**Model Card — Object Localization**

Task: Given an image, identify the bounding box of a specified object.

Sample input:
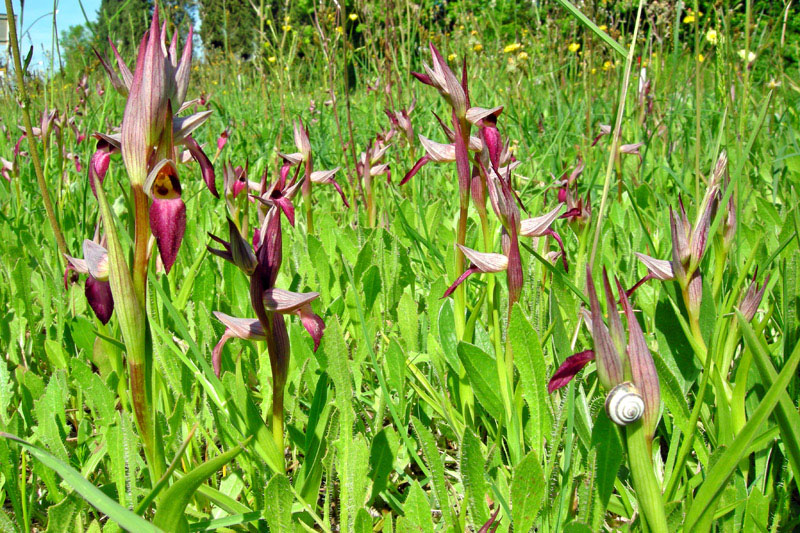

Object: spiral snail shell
[605,382,645,426]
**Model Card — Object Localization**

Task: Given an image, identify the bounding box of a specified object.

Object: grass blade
[0,433,163,533]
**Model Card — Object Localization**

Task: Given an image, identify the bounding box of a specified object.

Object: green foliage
[1,0,800,531]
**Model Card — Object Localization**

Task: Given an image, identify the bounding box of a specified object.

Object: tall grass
[0,1,798,531]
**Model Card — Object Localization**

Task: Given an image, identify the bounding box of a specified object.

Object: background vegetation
[1,0,799,531]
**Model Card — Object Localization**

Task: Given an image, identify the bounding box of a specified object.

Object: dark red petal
[299,306,325,351]
[212,331,231,377]
[150,197,186,274]
[478,508,500,533]
[331,178,350,208]
[480,124,501,171]
[185,135,218,197]
[626,274,655,297]
[88,148,111,198]
[544,229,569,272]
[442,265,480,299]
[400,155,431,185]
[411,71,434,86]
[272,195,296,227]
[548,350,595,393]
[85,278,114,325]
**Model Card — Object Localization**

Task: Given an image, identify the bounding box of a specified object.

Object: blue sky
[7,0,102,70]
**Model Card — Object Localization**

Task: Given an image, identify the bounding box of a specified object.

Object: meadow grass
[0,2,799,532]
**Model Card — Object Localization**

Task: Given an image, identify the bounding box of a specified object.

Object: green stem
[4,0,69,260]
[131,186,150,309]
[626,421,668,533]
[304,158,314,235]
[664,322,710,501]
[454,205,468,338]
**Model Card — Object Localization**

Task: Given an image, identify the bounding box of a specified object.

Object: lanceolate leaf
[738,313,800,493]
[684,332,800,530]
[511,449,545,532]
[456,342,504,420]
[152,441,247,532]
[0,433,162,533]
[509,304,550,454]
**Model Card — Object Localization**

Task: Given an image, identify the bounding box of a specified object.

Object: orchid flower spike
[548,267,661,440]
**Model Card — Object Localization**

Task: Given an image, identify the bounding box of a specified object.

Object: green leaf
[512,449,545,533]
[399,480,434,533]
[558,0,628,57]
[44,340,68,370]
[361,264,382,313]
[456,342,504,420]
[369,427,399,503]
[437,299,461,372]
[411,417,456,527]
[509,304,549,454]
[153,442,247,533]
[45,493,83,533]
[461,428,489,528]
[0,433,162,533]
[684,323,800,531]
[397,291,419,351]
[591,412,623,510]
[740,314,800,493]
[263,474,293,533]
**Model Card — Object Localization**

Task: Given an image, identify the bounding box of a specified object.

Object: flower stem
[626,421,668,533]
[4,0,68,260]
[131,186,150,308]
[303,158,314,235]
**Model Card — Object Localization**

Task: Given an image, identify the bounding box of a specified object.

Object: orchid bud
[738,271,769,322]
[120,9,169,185]
[293,120,312,161]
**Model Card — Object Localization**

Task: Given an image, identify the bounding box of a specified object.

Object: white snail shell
[605,382,645,426]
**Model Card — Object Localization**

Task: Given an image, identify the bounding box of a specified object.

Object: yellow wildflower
[568,42,580,53]
[336,26,344,35]
[591,67,597,74]
[282,24,292,32]
[518,51,529,61]
[598,25,608,32]
[697,54,705,62]
[504,42,522,53]
[683,8,701,24]
[706,29,718,45]
[473,43,483,53]
[448,53,457,62]
[603,60,613,71]
[471,30,478,36]
[268,56,277,63]
[349,13,358,21]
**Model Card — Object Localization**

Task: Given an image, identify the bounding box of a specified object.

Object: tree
[60,23,94,75]
[198,0,257,59]
[95,0,153,53]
